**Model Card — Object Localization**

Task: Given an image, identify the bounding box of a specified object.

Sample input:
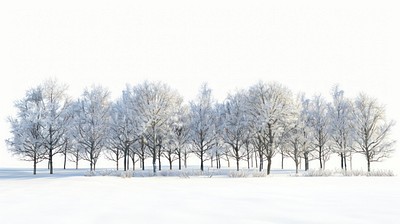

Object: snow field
[1,171,399,224]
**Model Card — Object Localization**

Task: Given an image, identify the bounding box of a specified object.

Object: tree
[352,93,395,172]
[220,91,249,171]
[131,81,182,174]
[107,91,139,171]
[189,83,217,172]
[283,95,312,174]
[309,95,332,169]
[40,79,71,174]
[72,86,111,171]
[328,85,354,170]
[174,106,191,170]
[6,87,46,175]
[247,82,295,174]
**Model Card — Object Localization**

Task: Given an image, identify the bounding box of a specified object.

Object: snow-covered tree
[71,86,111,171]
[328,85,354,170]
[164,105,190,170]
[6,87,46,175]
[107,90,139,170]
[352,93,395,172]
[247,82,295,174]
[309,95,332,169]
[283,94,312,174]
[220,91,249,171]
[189,83,218,171]
[39,79,71,174]
[131,81,182,174]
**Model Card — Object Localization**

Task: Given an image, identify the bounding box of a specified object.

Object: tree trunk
[319,146,323,169]
[247,152,250,169]
[33,156,37,175]
[304,152,309,171]
[367,156,371,172]
[142,158,145,171]
[76,159,78,170]
[184,153,188,168]
[236,157,240,171]
[124,149,127,171]
[200,151,204,171]
[255,151,258,169]
[349,151,352,170]
[267,157,272,175]
[152,154,156,174]
[49,147,53,174]
[259,153,263,172]
[169,159,172,170]
[63,152,67,170]
[131,153,136,171]
[178,150,182,170]
[340,153,344,170]
[281,153,284,170]
[158,151,162,171]
[226,154,230,168]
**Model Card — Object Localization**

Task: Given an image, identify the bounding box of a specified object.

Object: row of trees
[6,79,395,175]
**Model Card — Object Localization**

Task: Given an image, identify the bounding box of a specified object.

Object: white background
[0,0,399,171]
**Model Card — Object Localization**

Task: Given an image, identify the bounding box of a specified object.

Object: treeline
[6,79,395,175]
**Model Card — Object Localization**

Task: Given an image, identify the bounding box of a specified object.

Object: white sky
[1,0,399,170]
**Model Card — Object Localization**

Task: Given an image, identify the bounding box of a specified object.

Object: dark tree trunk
[304,152,309,171]
[178,150,182,170]
[200,151,204,171]
[152,153,156,174]
[216,152,220,169]
[90,149,93,171]
[169,158,173,170]
[367,156,371,172]
[319,146,323,169]
[76,159,78,170]
[259,153,263,172]
[141,158,145,171]
[124,148,127,171]
[63,152,67,170]
[267,157,272,175]
[49,147,53,174]
[158,150,162,171]
[281,153,284,170]
[33,157,37,175]
[340,152,344,170]
[247,153,250,169]
[210,153,214,168]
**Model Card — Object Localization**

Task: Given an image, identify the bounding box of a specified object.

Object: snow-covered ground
[1,168,399,224]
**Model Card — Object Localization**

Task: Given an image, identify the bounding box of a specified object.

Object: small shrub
[84,170,97,177]
[252,170,267,178]
[228,170,249,178]
[367,169,394,177]
[303,169,333,177]
[120,170,134,178]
